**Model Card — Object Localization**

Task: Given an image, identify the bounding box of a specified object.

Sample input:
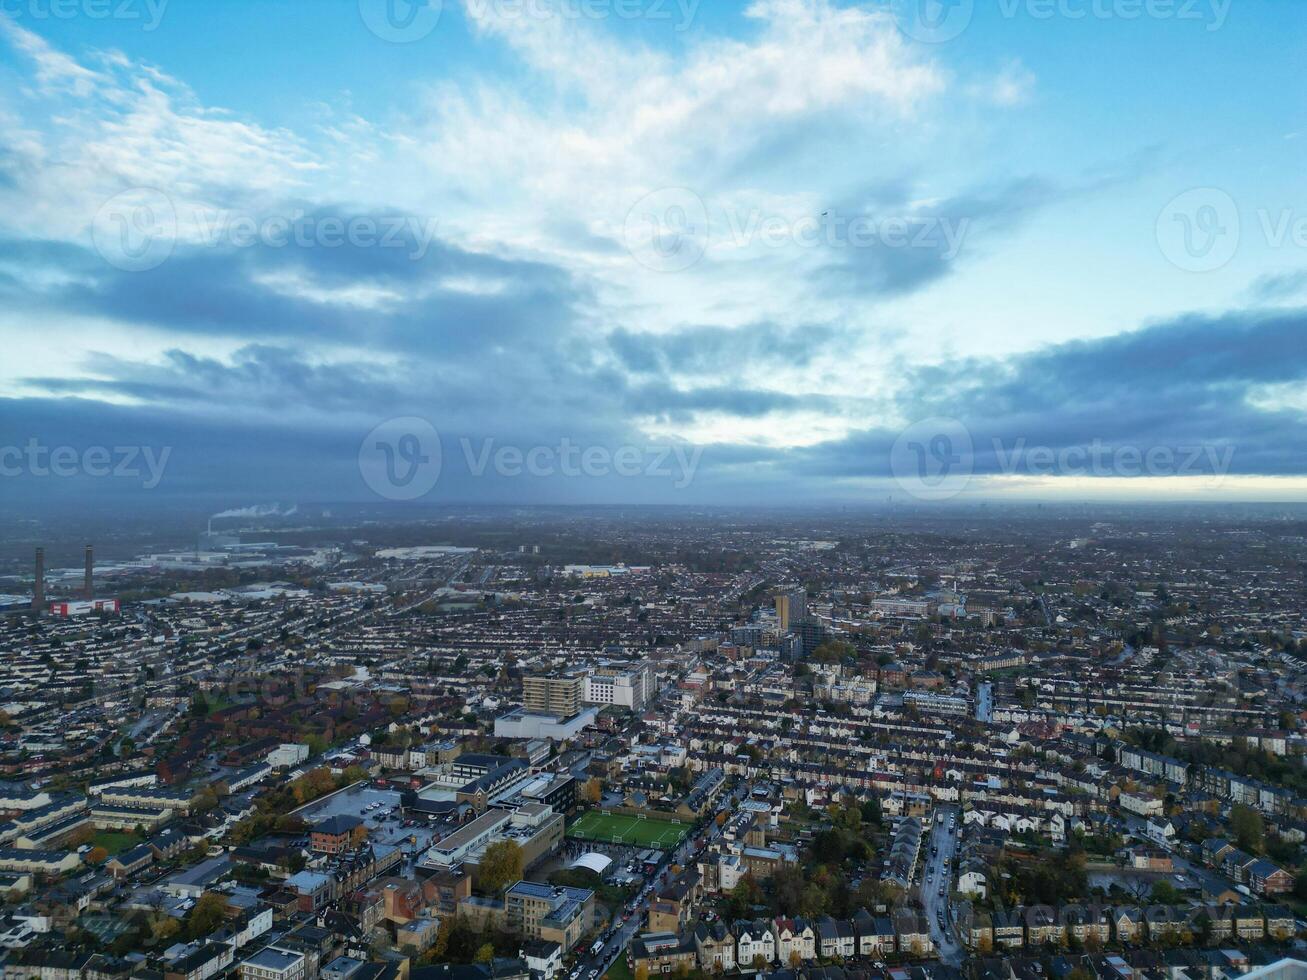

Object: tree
[474,943,496,964]
[429,917,453,961]
[635,964,651,980]
[1231,804,1265,854]
[860,797,882,826]
[770,865,806,916]
[479,840,524,893]
[192,787,221,814]
[86,846,109,865]
[110,929,140,956]
[582,779,603,804]
[185,892,230,940]
[810,641,855,665]
[342,764,369,785]
[1150,880,1181,905]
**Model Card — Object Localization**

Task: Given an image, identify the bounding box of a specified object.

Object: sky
[1,0,1306,510]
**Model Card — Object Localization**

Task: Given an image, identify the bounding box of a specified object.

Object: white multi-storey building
[583,664,656,710]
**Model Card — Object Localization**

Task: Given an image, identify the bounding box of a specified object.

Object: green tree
[148,914,180,944]
[184,892,230,940]
[1231,804,1265,854]
[479,840,524,893]
[1150,880,1181,904]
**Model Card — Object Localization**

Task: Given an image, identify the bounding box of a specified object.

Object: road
[921,805,963,967]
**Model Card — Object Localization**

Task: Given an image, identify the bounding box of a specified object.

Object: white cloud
[968,59,1035,107]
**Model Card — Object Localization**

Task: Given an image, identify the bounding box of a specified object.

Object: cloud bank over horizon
[1,1,1305,507]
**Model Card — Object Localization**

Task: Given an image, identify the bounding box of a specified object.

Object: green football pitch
[567,810,690,849]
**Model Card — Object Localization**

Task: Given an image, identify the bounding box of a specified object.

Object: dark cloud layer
[4,305,1305,507]
[2,189,1306,507]
[792,308,1307,482]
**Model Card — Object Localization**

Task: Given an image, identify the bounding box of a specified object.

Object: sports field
[567,810,690,849]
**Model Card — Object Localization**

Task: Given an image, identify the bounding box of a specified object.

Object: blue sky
[1,0,1306,508]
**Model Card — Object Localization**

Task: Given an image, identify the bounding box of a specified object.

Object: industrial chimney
[84,545,94,600]
[32,547,44,613]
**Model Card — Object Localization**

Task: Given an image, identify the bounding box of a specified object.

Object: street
[921,805,963,967]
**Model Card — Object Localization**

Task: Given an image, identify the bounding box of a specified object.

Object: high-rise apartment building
[522,673,584,718]
[775,588,807,632]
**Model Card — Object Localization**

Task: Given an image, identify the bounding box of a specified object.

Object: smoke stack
[32,547,44,613]
[85,545,94,600]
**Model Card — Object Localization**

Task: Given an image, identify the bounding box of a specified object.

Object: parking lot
[293,782,445,855]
